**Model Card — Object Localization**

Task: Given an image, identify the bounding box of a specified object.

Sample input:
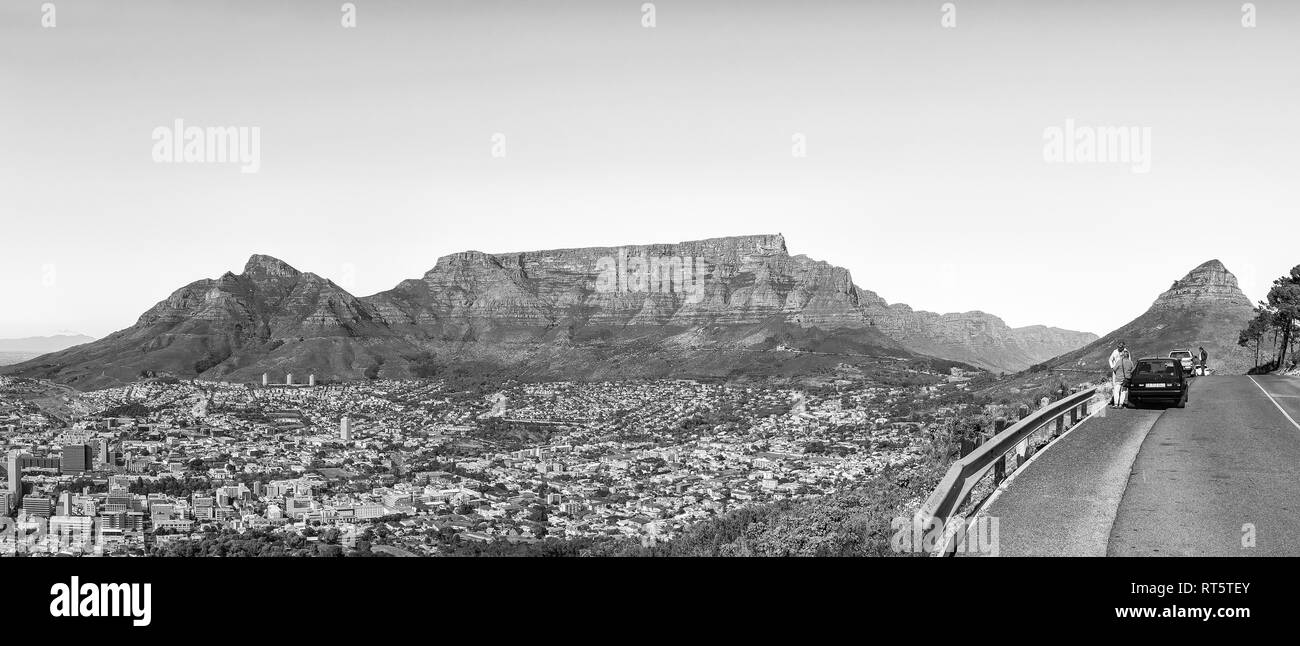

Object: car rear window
[1136,360,1179,375]
[1170,351,1192,358]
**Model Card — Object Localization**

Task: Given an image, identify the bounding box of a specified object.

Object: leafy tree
[1239,308,1271,369]
[527,505,548,523]
[1276,277,1300,367]
[1255,266,1300,369]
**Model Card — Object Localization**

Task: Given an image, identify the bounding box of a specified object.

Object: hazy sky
[2,0,1297,339]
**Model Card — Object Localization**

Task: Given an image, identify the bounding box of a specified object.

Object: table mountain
[4,234,1095,389]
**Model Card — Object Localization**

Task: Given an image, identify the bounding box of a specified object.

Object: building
[193,496,214,520]
[308,374,316,387]
[340,416,352,441]
[6,451,19,511]
[382,491,413,508]
[93,439,110,467]
[61,444,91,475]
[16,455,61,472]
[49,515,94,541]
[286,373,294,386]
[23,494,52,518]
[262,372,269,387]
[284,495,313,518]
[99,510,146,532]
[153,519,194,533]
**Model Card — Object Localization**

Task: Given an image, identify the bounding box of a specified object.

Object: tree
[1266,266,1300,369]
[527,505,548,523]
[1239,308,1271,369]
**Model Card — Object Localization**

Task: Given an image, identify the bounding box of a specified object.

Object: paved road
[1109,375,1300,556]
[976,401,1160,556]
[980,375,1300,556]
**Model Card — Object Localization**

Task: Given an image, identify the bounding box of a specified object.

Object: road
[979,375,1300,556]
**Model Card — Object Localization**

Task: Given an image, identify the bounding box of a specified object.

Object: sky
[1,0,1298,340]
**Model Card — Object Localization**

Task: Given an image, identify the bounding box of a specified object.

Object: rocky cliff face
[4,235,1096,388]
[1150,259,1254,311]
[367,234,872,331]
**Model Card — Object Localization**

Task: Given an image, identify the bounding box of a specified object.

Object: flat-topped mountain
[4,235,1095,389]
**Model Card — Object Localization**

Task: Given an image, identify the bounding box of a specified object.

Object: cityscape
[0,364,1021,557]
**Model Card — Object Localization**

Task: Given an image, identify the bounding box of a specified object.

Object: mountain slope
[6,256,421,388]
[1030,259,1256,376]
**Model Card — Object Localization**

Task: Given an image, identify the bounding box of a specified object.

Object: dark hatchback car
[1126,357,1188,408]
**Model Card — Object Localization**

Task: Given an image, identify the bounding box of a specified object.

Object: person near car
[1108,341,1134,408]
[1199,346,1208,373]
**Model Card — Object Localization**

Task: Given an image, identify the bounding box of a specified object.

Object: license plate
[1144,383,1167,388]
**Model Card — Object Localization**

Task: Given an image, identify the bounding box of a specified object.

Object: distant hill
[2,235,1092,389]
[0,334,94,365]
[1029,259,1256,378]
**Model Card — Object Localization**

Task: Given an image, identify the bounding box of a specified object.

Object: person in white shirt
[1108,341,1134,408]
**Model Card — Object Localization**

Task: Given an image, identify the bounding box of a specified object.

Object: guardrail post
[1054,415,1065,438]
[993,418,1008,484]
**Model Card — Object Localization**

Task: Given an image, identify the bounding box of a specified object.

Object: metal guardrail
[916,385,1106,555]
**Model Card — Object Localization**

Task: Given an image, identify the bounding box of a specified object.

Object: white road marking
[1248,376,1300,433]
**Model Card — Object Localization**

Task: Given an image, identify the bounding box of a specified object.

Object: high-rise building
[340,416,352,441]
[286,373,294,386]
[262,372,269,387]
[61,444,91,475]
[93,439,110,467]
[308,374,316,387]
[6,451,19,510]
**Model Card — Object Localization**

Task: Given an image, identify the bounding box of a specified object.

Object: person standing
[1108,341,1134,407]
[1199,346,1209,375]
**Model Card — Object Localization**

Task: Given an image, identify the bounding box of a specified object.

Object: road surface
[979,375,1300,556]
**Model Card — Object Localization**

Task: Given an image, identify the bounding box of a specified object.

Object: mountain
[859,302,1097,373]
[0,334,95,366]
[3,235,1094,389]
[1029,259,1257,376]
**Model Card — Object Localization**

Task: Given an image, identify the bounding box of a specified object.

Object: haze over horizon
[3,0,1297,340]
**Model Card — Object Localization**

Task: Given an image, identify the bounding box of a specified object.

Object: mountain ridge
[3,235,1096,388]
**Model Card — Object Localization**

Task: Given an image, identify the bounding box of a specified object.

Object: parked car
[1126,357,1188,408]
[1168,349,1196,376]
